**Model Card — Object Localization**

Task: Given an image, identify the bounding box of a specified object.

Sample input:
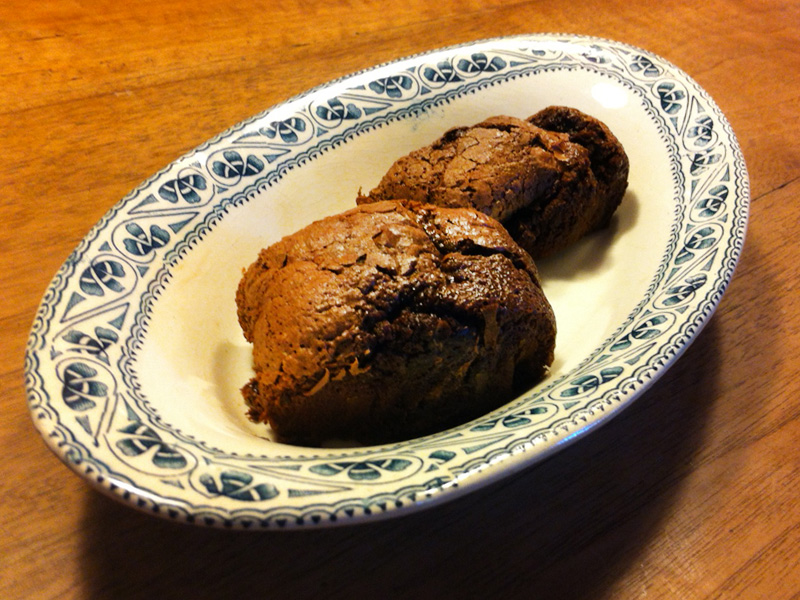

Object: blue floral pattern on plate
[25,34,748,529]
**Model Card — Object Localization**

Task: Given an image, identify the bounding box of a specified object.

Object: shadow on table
[78,317,723,600]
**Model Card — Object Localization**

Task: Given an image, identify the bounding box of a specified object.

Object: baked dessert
[358,107,628,258]
[527,105,629,240]
[236,200,556,444]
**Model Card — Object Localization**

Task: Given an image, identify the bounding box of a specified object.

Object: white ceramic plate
[26,34,748,529]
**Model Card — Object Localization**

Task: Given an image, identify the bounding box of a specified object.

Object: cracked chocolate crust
[236,200,556,444]
[359,107,628,258]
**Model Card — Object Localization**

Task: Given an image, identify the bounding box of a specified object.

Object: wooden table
[2,1,798,598]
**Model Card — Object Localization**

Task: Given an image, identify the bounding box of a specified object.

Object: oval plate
[25,34,748,529]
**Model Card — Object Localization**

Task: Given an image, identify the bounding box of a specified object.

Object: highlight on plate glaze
[25,34,748,529]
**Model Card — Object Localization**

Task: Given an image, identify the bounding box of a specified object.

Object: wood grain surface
[2,1,798,598]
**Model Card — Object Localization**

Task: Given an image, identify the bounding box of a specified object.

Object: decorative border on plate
[25,34,749,528]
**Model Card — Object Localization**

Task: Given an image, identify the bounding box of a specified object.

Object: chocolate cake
[527,105,629,241]
[236,200,556,444]
[359,107,628,258]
